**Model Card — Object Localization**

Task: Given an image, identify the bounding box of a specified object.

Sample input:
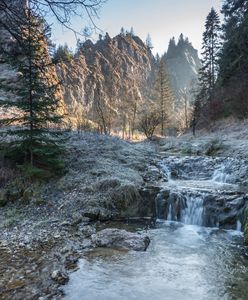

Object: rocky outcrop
[162,34,201,106]
[56,33,155,127]
[57,33,201,127]
[91,228,150,251]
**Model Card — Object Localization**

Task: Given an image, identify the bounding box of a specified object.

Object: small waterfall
[156,189,205,226]
[160,163,171,181]
[212,165,230,183]
[167,204,173,221]
[157,156,242,230]
[180,193,204,226]
[236,220,242,231]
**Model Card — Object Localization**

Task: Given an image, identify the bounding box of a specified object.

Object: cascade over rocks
[156,156,248,230]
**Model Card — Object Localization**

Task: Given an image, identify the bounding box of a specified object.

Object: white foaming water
[160,163,171,181]
[180,193,204,226]
[212,164,232,184]
[236,220,242,231]
[167,204,173,221]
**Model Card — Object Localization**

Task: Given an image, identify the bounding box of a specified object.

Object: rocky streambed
[62,154,248,300]
[1,133,248,299]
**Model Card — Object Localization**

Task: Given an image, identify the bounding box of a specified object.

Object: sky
[51,0,223,55]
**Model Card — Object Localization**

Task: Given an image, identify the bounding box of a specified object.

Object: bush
[205,138,224,156]
[138,110,160,139]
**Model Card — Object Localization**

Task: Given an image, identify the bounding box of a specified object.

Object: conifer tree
[0,7,64,178]
[217,0,248,117]
[130,27,135,36]
[53,44,73,64]
[192,8,221,129]
[219,0,248,83]
[166,37,177,59]
[155,60,175,135]
[146,34,153,50]
[199,8,221,97]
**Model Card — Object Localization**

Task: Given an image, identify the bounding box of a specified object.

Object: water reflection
[64,222,248,300]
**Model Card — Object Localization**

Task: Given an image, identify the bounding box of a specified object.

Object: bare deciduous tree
[138,108,160,139]
[0,0,105,42]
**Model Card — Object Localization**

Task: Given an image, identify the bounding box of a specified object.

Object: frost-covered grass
[159,117,248,159]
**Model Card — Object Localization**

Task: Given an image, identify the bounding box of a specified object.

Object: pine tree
[217,0,248,117]
[178,33,185,48]
[199,8,221,97]
[0,7,64,179]
[130,27,135,37]
[219,0,248,83]
[155,60,175,135]
[146,34,153,50]
[120,27,125,36]
[166,37,177,59]
[53,44,73,64]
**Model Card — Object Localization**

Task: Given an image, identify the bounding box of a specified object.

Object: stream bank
[1,122,248,299]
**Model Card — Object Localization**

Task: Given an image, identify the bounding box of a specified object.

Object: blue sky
[51,0,223,55]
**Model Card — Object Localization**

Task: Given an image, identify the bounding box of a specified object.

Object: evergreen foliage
[199,8,221,97]
[219,0,248,82]
[0,8,64,179]
[53,44,73,64]
[218,0,248,117]
[145,34,153,50]
[155,60,175,135]
[192,8,221,126]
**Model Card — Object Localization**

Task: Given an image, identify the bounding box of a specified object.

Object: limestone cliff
[162,35,201,106]
[57,33,201,129]
[56,33,155,129]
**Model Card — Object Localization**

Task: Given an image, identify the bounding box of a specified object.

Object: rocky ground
[1,118,248,299]
[0,132,159,299]
[159,117,248,160]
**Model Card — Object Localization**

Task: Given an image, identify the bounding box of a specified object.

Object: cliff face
[162,35,201,106]
[57,33,155,127]
[58,33,201,128]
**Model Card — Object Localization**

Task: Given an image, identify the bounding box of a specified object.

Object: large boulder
[91,228,150,251]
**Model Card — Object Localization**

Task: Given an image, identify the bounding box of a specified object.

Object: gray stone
[51,270,69,285]
[78,225,96,237]
[91,228,150,251]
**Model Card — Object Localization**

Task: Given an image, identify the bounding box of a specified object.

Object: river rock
[51,270,69,285]
[78,225,96,237]
[91,228,150,251]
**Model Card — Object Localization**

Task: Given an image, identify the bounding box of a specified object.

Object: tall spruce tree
[199,8,221,97]
[192,8,221,129]
[218,0,248,117]
[155,60,175,136]
[219,0,248,82]
[0,7,64,178]
[145,34,153,50]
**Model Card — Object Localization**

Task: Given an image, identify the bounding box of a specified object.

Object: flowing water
[64,222,248,300]
[63,156,248,300]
